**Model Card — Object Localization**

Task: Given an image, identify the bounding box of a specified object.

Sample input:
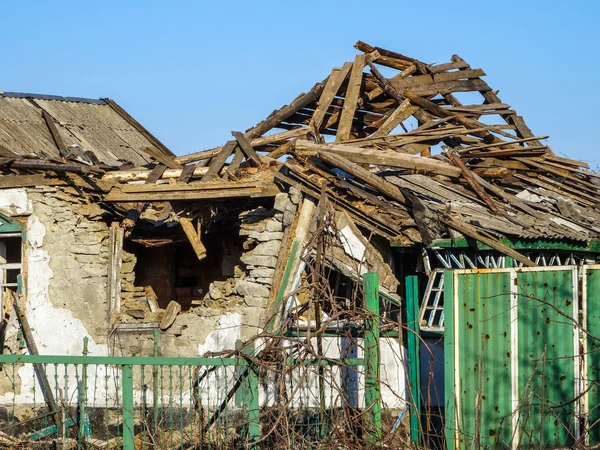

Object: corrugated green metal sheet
[585,265,600,444]
[445,267,579,449]
[453,271,513,448]
[516,269,578,447]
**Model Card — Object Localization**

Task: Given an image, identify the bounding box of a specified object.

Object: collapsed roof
[1,42,599,266]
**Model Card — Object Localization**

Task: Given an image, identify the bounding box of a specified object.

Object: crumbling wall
[112,192,296,356]
[25,186,111,351]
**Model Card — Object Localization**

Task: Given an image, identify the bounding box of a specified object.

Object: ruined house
[0,42,600,448]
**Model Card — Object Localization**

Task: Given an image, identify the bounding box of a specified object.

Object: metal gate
[444,266,583,449]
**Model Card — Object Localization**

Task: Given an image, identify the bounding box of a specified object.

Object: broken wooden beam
[179,217,207,261]
[336,54,366,141]
[446,151,501,214]
[41,110,66,153]
[295,140,461,178]
[232,131,262,167]
[300,150,407,204]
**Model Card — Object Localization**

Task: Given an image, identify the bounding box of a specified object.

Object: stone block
[289,186,302,205]
[240,254,278,268]
[235,280,270,298]
[253,240,281,257]
[249,268,275,279]
[265,219,283,232]
[248,230,283,242]
[274,193,292,213]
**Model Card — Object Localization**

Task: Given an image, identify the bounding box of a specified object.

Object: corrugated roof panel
[0,94,170,166]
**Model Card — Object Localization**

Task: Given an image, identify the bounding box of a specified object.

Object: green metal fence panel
[445,267,579,450]
[445,269,514,449]
[516,268,578,448]
[0,353,369,448]
[584,265,600,444]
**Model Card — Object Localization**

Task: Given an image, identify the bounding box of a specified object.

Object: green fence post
[78,336,90,444]
[364,272,382,445]
[152,330,159,432]
[405,276,421,445]
[122,364,135,450]
[247,361,260,445]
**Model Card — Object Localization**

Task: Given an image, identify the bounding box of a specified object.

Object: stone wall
[111,192,296,354]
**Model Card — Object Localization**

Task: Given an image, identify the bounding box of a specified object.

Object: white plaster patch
[198,312,242,356]
[0,211,112,405]
[339,225,366,262]
[0,189,33,216]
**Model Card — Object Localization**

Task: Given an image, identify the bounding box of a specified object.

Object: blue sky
[2,1,598,166]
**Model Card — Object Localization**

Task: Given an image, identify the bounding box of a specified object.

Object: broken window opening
[0,234,22,312]
[115,216,244,324]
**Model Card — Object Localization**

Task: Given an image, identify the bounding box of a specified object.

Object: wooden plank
[428,60,471,73]
[223,149,244,181]
[103,166,209,182]
[390,69,486,92]
[0,174,68,189]
[508,115,542,147]
[117,180,262,193]
[543,154,589,169]
[232,131,262,167]
[144,286,160,313]
[174,148,222,165]
[457,135,548,153]
[146,164,167,184]
[179,217,207,261]
[105,186,277,202]
[310,62,353,131]
[14,298,61,428]
[406,79,491,96]
[355,41,422,71]
[372,100,419,137]
[0,158,103,175]
[174,128,307,165]
[177,164,197,184]
[121,164,166,232]
[245,80,327,140]
[266,139,297,159]
[140,146,182,169]
[301,150,407,204]
[463,147,547,158]
[447,151,500,214]
[201,140,237,181]
[336,54,366,141]
[296,140,462,178]
[440,216,535,266]
[41,110,66,152]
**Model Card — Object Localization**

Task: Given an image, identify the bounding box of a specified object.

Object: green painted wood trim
[121,364,134,450]
[364,272,382,445]
[0,213,24,234]
[265,240,299,334]
[28,417,77,441]
[426,237,600,253]
[405,275,421,445]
